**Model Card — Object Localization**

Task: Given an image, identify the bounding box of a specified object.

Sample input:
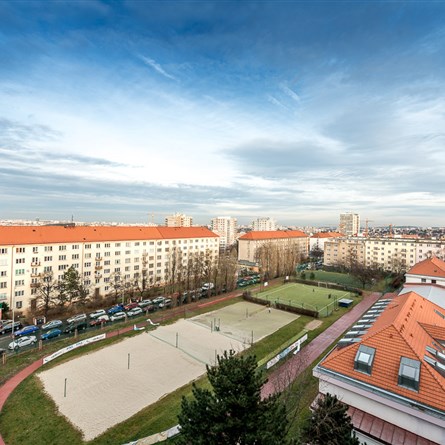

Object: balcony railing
[31,262,41,266]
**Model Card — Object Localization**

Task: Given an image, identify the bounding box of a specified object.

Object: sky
[1,1,445,227]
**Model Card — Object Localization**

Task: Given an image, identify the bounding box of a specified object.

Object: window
[115,259,121,265]
[85,253,92,259]
[72,244,79,249]
[115,243,121,247]
[96,243,101,248]
[125,266,130,272]
[33,247,38,253]
[84,271,91,276]
[15,258,25,264]
[126,242,131,247]
[115,251,121,256]
[15,269,25,275]
[72,254,79,260]
[44,256,52,262]
[105,252,111,257]
[105,243,110,248]
[104,260,110,265]
[354,345,376,375]
[59,255,66,261]
[398,357,420,391]
[16,300,23,308]
[16,247,25,253]
[44,266,52,272]
[0,282,6,289]
[125,250,131,255]
[421,278,426,283]
[114,267,120,272]
[85,244,91,249]
[84,262,91,268]
[0,271,6,277]
[58,264,68,270]
[125,258,131,264]
[14,280,24,286]
[44,246,53,252]
[0,248,7,254]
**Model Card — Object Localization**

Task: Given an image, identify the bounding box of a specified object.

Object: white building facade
[165,213,193,227]
[0,225,219,312]
[339,213,360,236]
[251,217,277,232]
[210,216,237,250]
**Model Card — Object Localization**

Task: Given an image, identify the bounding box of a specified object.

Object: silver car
[67,313,87,324]
[41,320,63,330]
[8,335,37,350]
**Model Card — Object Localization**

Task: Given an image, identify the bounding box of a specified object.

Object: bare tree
[35,271,58,317]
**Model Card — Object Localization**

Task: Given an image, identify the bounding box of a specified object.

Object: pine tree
[302,393,361,445]
[177,350,288,445]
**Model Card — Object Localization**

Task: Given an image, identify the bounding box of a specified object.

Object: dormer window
[398,357,420,391]
[354,345,376,375]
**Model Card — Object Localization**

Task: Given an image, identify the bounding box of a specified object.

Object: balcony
[95,274,102,279]
[95,265,103,270]
[30,283,40,288]
[95,257,103,261]
[31,273,41,278]
[31,262,41,266]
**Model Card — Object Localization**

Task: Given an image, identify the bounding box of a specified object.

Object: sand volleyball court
[38,302,299,439]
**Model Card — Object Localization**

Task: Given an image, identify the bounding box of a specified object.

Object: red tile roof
[407,257,445,278]
[0,225,218,245]
[239,230,307,240]
[319,292,445,411]
[311,231,343,239]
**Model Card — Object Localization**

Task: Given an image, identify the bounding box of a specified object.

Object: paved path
[261,292,382,398]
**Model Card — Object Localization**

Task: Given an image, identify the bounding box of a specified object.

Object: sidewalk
[261,292,382,398]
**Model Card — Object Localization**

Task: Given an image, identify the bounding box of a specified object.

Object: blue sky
[1,1,445,227]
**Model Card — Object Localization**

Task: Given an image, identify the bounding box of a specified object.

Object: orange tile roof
[319,292,445,411]
[0,225,218,246]
[311,231,343,239]
[407,257,445,278]
[239,230,307,240]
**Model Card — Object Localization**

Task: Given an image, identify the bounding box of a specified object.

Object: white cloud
[139,55,177,81]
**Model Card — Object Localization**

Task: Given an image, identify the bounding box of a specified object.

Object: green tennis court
[256,282,355,316]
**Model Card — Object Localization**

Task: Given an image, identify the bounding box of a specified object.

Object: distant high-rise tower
[252,217,277,231]
[211,216,237,250]
[339,213,360,236]
[165,213,193,227]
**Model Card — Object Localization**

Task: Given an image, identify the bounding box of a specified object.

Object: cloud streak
[139,55,177,81]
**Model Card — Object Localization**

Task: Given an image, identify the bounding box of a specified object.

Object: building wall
[238,236,308,264]
[0,227,219,312]
[339,213,360,236]
[405,274,445,287]
[316,375,445,444]
[252,217,277,232]
[323,238,365,268]
[211,217,237,250]
[324,237,445,273]
[165,213,193,227]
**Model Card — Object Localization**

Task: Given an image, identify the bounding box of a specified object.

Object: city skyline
[1,1,445,226]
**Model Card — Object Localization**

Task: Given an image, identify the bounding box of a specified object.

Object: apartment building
[324,237,445,273]
[165,213,193,227]
[210,216,237,250]
[339,212,360,236]
[251,217,277,232]
[238,230,309,263]
[0,225,219,312]
[309,231,342,251]
[313,292,445,445]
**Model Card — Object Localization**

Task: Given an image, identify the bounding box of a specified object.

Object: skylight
[398,357,420,391]
[354,345,376,375]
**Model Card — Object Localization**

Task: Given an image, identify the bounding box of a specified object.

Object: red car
[124,302,139,311]
[89,315,110,326]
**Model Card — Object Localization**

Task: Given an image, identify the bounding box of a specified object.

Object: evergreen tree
[177,350,288,445]
[302,393,361,445]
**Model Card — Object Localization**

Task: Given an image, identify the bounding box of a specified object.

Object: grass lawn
[255,282,356,316]
[305,270,362,287]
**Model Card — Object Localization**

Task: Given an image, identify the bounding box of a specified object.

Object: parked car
[127,307,143,317]
[202,282,214,290]
[66,313,87,324]
[8,335,37,350]
[159,298,172,309]
[0,320,12,329]
[110,311,126,322]
[152,296,166,305]
[89,315,110,326]
[64,321,87,334]
[14,325,39,337]
[89,309,107,319]
[124,302,139,311]
[41,329,62,340]
[107,305,124,315]
[0,321,23,335]
[41,320,63,330]
[138,299,152,308]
